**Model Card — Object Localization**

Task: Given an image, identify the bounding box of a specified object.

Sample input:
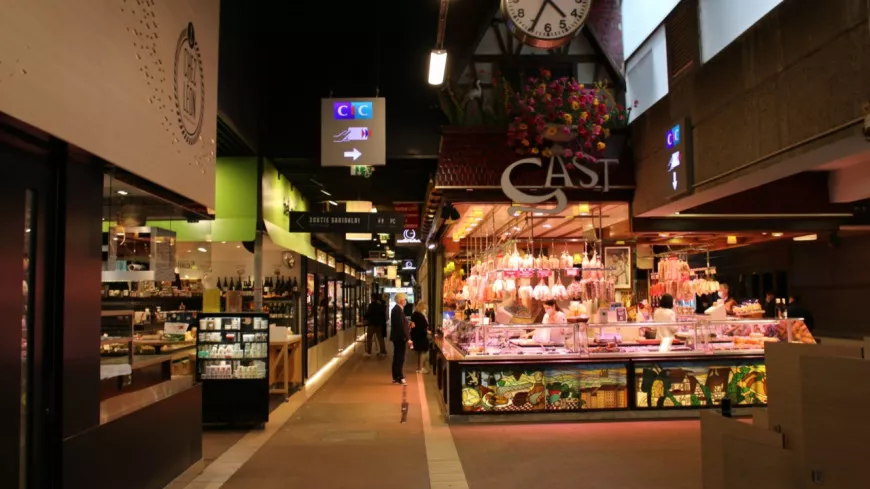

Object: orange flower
[593,98,600,106]
[597,141,606,151]
[571,101,580,110]
[562,114,573,124]
[519,123,528,130]
[580,111,589,120]
[530,147,540,154]
[603,114,610,122]
[545,126,558,136]
[521,139,530,147]
[542,148,552,157]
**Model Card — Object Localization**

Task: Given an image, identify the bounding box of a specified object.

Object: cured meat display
[442,243,617,310]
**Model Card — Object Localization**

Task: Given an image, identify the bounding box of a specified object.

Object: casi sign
[173,22,205,145]
[501,155,617,216]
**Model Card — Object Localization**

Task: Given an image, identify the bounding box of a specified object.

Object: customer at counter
[719,284,738,315]
[653,294,678,339]
[526,300,567,344]
[763,291,777,318]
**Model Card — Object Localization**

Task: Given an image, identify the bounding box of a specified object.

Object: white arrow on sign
[343,148,362,161]
[672,171,678,190]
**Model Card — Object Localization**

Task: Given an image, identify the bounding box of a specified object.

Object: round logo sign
[403,229,417,241]
[173,22,205,145]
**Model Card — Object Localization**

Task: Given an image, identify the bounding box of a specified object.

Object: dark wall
[61,148,104,438]
[705,235,870,337]
[217,1,262,150]
[633,0,870,214]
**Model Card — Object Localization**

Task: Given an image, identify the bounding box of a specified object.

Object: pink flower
[564,148,574,157]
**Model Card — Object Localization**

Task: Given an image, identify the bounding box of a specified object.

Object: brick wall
[632,0,870,215]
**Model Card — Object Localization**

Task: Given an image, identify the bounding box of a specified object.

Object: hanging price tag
[518,269,535,278]
[503,270,518,279]
[537,270,552,278]
[565,268,580,277]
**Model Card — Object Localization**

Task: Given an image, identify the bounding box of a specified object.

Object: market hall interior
[2,0,870,489]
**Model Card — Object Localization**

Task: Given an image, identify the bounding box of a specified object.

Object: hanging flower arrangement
[506,69,635,160]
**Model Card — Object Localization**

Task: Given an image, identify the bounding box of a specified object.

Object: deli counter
[433,317,814,417]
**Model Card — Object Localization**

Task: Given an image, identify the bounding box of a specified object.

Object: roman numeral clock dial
[502,0,592,49]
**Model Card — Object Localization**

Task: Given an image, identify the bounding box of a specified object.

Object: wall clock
[282,251,296,269]
[501,0,593,50]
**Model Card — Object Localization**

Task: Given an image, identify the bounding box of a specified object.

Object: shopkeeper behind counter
[719,284,738,316]
[527,300,567,344]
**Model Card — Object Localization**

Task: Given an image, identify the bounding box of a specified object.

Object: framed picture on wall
[604,246,632,289]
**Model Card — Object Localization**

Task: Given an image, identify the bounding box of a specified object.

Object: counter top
[433,336,765,364]
[101,346,195,370]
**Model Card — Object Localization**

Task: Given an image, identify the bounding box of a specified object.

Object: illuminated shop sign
[666,124,681,149]
[501,155,618,217]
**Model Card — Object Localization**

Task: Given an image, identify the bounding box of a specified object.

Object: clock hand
[530,0,547,32]
[546,0,567,17]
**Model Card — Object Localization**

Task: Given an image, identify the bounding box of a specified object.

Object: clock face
[502,0,592,49]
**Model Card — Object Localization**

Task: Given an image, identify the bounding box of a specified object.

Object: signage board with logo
[666,119,692,198]
[288,212,404,234]
[394,203,419,230]
[321,97,387,167]
[0,1,219,207]
[501,156,619,216]
[402,260,416,270]
[396,228,423,246]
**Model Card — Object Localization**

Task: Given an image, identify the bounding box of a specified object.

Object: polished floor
[177,346,703,489]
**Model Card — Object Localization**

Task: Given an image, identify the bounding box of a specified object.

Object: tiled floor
[175,347,706,489]
[215,354,430,489]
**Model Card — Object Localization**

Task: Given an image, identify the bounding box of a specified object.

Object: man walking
[390,292,412,385]
[363,293,387,357]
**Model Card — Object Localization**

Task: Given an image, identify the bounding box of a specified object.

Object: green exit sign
[350,165,373,177]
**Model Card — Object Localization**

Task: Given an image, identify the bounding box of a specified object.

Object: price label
[537,270,552,278]
[518,269,535,278]
[503,270,518,279]
[565,268,580,277]
[164,322,188,335]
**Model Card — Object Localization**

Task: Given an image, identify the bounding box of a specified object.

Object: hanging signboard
[395,228,423,246]
[394,203,419,230]
[288,211,404,233]
[501,155,619,216]
[321,98,387,167]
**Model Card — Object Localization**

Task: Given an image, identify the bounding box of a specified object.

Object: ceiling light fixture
[197,247,207,253]
[726,236,738,245]
[370,207,377,213]
[320,189,332,196]
[771,232,784,237]
[428,49,448,85]
[543,223,552,228]
[659,233,669,237]
[793,234,818,242]
[328,200,338,206]
[117,190,128,196]
[427,243,436,250]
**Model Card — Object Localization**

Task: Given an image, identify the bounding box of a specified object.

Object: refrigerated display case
[196,312,269,425]
[435,318,812,417]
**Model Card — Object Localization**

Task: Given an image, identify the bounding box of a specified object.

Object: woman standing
[410,302,430,373]
[528,300,567,344]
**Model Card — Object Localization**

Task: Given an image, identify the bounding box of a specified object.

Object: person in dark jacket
[363,293,387,356]
[763,291,777,318]
[390,292,412,384]
[410,301,431,373]
[787,295,815,332]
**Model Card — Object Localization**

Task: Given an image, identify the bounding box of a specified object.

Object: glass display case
[436,318,813,417]
[100,310,134,380]
[196,312,270,425]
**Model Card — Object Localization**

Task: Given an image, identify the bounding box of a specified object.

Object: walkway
[177,348,704,489]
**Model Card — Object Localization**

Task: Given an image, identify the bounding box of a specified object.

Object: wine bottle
[264,277,272,296]
[292,277,299,294]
